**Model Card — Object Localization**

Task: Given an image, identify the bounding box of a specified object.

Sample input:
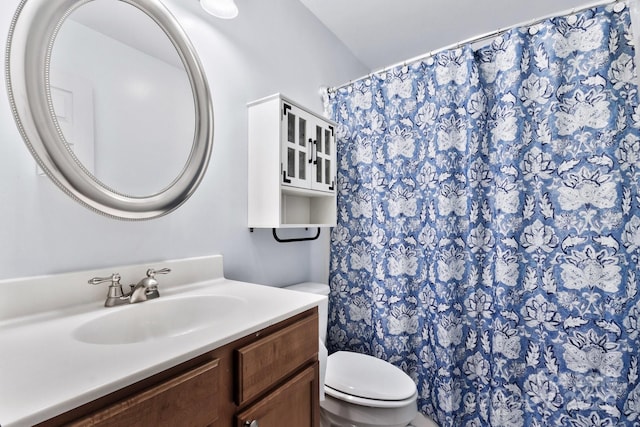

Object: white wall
[0,0,367,284]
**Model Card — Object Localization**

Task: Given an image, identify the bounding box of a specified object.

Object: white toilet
[283,282,418,427]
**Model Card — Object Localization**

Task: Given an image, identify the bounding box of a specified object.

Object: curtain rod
[328,0,622,92]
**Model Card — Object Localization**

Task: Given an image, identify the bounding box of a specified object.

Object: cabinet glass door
[310,119,335,193]
[281,103,310,189]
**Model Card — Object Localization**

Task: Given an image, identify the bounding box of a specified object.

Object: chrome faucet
[89,268,171,307]
[129,268,170,303]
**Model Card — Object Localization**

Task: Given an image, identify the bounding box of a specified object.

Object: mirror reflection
[49,0,195,196]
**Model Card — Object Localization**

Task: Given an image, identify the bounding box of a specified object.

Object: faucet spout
[128,268,170,304]
[128,282,154,303]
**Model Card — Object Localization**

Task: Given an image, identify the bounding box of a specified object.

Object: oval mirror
[6,0,214,220]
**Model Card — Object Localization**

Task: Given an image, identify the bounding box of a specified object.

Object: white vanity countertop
[0,256,324,427]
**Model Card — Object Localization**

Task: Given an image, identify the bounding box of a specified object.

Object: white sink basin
[73,295,246,345]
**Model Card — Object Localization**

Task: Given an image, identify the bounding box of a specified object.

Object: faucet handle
[89,273,126,307]
[88,273,121,286]
[146,268,171,278]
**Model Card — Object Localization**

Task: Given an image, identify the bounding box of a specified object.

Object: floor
[320,410,437,427]
[411,413,438,427]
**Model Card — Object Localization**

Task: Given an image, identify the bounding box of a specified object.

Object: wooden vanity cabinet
[38,308,319,427]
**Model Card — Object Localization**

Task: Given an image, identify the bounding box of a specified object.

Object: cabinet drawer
[236,312,318,405]
[236,362,319,427]
[69,359,220,427]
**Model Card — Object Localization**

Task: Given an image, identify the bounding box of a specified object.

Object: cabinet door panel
[69,359,219,427]
[236,313,317,405]
[281,103,310,189]
[236,363,319,427]
[310,118,335,193]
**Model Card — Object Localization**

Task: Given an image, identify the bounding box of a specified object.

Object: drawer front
[70,359,220,427]
[236,362,320,427]
[236,311,318,405]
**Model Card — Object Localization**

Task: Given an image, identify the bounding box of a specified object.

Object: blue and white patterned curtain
[325,3,640,426]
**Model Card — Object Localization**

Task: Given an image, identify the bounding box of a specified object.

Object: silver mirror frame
[6,0,214,220]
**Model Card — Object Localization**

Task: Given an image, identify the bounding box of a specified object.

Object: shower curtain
[325,3,640,426]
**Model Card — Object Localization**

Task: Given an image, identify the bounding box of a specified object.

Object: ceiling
[298,0,599,72]
[70,0,608,77]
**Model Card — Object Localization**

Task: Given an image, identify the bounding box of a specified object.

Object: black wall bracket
[272,227,321,243]
[248,227,322,243]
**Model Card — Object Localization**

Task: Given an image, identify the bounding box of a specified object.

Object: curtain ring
[613,2,625,12]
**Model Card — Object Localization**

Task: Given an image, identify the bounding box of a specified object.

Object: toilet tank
[282,282,329,342]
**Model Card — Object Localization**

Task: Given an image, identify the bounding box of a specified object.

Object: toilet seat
[325,384,418,409]
[324,351,417,408]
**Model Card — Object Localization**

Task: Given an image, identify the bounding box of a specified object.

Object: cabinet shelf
[281,185,334,197]
[248,94,337,229]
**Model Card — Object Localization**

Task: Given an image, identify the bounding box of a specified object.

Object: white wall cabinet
[248,94,337,228]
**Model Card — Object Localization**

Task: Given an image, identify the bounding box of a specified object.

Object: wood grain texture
[235,362,320,427]
[235,313,318,405]
[68,359,219,427]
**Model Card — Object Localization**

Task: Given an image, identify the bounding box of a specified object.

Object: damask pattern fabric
[325,4,640,426]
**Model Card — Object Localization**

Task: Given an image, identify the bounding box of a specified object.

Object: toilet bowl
[283,282,418,427]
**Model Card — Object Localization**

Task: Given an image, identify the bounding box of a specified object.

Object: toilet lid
[325,351,416,401]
